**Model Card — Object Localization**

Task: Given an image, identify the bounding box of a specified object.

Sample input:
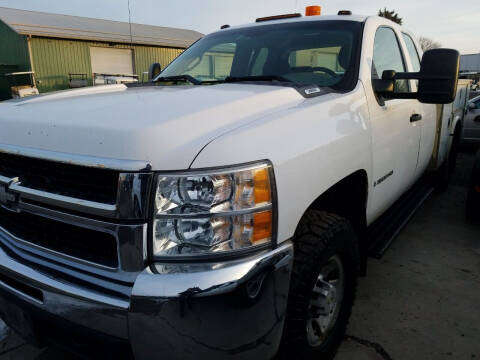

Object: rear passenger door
[367,27,422,219]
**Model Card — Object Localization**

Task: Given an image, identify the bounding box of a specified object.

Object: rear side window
[372,27,409,93]
[402,33,421,72]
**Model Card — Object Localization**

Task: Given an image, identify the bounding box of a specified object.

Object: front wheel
[278,210,359,360]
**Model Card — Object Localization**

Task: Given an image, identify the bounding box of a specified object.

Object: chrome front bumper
[0,240,293,359]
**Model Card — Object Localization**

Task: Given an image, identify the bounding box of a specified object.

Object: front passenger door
[367,27,422,220]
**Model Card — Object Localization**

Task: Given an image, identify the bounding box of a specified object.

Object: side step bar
[368,178,434,259]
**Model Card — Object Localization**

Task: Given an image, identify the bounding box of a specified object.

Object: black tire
[436,126,460,192]
[278,210,359,360]
[435,159,451,192]
[466,187,476,222]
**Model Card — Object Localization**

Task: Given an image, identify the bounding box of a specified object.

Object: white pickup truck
[0,10,460,360]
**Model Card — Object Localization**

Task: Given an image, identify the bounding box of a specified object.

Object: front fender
[190,82,372,244]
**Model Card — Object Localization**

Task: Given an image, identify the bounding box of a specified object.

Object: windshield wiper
[153,75,201,85]
[153,74,293,86]
[224,75,293,83]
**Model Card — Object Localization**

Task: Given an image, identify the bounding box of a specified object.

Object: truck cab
[0,10,459,360]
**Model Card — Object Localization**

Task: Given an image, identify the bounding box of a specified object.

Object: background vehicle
[0,10,459,360]
[463,95,480,145]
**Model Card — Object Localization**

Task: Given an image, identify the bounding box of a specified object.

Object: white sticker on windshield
[304,87,321,95]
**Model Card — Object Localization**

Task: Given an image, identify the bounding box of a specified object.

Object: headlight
[152,161,275,258]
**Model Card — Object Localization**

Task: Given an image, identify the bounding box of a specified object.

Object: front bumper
[0,240,293,359]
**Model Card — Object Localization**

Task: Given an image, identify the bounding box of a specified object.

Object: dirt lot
[1,153,479,360]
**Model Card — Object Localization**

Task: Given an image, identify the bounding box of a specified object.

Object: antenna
[127,0,133,48]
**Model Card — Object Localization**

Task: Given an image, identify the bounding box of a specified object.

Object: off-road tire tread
[279,210,359,360]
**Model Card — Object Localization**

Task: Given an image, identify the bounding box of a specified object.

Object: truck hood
[0,84,305,170]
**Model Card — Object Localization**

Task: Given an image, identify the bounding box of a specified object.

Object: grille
[0,207,118,268]
[0,153,119,204]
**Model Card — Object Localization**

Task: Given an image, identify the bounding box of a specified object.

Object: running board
[368,179,434,259]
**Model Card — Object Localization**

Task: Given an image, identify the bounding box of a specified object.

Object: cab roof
[220,14,369,32]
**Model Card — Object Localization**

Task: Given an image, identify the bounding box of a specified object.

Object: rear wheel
[279,210,359,360]
[436,126,461,191]
[466,187,477,221]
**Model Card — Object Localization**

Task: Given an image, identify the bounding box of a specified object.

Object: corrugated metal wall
[30,37,183,93]
[0,20,30,100]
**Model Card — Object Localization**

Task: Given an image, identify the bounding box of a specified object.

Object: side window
[475,100,480,110]
[372,27,409,94]
[402,34,421,72]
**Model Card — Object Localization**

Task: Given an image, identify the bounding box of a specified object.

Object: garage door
[90,47,134,76]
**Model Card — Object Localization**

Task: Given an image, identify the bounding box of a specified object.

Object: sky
[0,0,479,54]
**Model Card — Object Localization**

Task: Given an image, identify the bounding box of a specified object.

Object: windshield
[160,20,362,91]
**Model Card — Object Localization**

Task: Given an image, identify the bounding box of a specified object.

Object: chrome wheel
[306,255,345,347]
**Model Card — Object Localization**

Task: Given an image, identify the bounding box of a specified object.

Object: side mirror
[373,48,460,104]
[417,49,459,104]
[468,102,476,110]
[148,62,162,81]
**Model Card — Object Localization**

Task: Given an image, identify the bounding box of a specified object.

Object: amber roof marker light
[305,5,321,16]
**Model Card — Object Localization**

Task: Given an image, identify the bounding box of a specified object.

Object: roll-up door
[90,47,134,76]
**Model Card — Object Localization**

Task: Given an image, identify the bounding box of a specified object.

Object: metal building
[0,7,203,100]
[460,54,480,72]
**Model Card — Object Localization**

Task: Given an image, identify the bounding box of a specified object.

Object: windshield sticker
[304,87,321,95]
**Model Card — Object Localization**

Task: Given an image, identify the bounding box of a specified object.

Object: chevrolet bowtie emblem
[0,177,20,211]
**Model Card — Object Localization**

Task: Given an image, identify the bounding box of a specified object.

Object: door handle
[410,114,422,122]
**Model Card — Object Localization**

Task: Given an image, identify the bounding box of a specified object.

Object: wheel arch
[451,115,463,137]
[294,169,369,275]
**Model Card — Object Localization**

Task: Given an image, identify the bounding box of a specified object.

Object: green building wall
[0,21,31,100]
[30,37,184,93]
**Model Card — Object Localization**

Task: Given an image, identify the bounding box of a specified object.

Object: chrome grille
[0,206,118,268]
[0,152,119,204]
[0,145,153,275]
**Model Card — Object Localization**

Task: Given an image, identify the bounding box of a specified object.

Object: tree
[418,36,442,51]
[378,8,403,25]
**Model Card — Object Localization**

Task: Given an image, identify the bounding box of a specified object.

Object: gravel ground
[1,152,479,360]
